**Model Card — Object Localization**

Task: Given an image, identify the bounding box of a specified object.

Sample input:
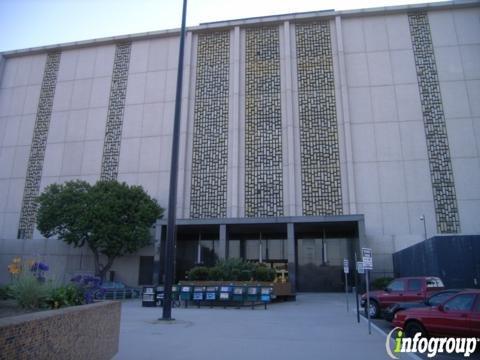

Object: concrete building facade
[0,1,479,290]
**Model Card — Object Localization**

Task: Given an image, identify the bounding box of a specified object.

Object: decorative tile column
[295,22,343,216]
[190,32,230,218]
[408,13,460,233]
[100,43,131,181]
[17,52,60,239]
[244,27,284,217]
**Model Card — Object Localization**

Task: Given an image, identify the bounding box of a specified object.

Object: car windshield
[428,292,456,305]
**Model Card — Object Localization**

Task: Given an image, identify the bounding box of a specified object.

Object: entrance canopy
[155,215,365,292]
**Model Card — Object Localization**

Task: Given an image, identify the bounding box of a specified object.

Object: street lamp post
[161,0,188,321]
[419,215,427,241]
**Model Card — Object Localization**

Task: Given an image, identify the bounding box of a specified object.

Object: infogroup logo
[385,327,479,359]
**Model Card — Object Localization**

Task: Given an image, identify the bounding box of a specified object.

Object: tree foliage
[37,180,164,280]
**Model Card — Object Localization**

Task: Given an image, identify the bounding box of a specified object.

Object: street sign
[356,261,365,274]
[362,247,373,270]
[343,259,349,274]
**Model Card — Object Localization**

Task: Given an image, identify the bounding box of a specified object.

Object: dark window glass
[428,292,456,306]
[407,279,422,292]
[388,280,405,292]
[444,294,476,311]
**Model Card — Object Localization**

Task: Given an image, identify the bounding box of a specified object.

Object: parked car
[94,281,141,300]
[383,289,463,321]
[392,289,480,337]
[361,276,445,318]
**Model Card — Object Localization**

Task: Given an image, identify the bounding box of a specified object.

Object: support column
[218,224,228,260]
[287,223,296,292]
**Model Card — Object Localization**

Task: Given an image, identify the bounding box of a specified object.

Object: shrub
[70,274,103,304]
[207,267,223,281]
[10,274,49,309]
[187,258,275,282]
[237,269,252,281]
[372,277,394,290]
[253,265,276,282]
[187,266,210,281]
[46,284,83,309]
[0,284,13,300]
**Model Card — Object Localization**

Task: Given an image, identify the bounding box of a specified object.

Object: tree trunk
[92,250,116,282]
[98,257,115,281]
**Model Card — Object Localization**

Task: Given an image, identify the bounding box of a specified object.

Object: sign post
[362,248,373,335]
[343,259,349,312]
[354,254,362,323]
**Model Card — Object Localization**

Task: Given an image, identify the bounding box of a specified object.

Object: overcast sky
[0,0,445,52]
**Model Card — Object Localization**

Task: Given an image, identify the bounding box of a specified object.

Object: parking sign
[343,259,349,274]
[356,261,365,274]
[362,248,373,270]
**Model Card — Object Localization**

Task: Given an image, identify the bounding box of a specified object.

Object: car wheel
[405,321,427,338]
[364,300,379,318]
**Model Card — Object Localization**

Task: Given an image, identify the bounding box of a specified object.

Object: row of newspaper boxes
[142,285,274,309]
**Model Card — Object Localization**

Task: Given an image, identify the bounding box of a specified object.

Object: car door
[404,279,424,302]
[383,279,407,307]
[430,293,476,337]
[470,294,480,336]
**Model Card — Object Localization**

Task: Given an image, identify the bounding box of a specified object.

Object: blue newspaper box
[219,286,232,302]
[260,287,273,309]
[180,285,192,308]
[205,286,218,301]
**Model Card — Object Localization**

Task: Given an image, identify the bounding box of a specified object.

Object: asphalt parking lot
[115,293,418,360]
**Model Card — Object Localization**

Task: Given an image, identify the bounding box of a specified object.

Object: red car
[361,276,445,318]
[392,289,480,337]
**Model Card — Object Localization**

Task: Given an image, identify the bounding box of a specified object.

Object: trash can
[142,286,156,307]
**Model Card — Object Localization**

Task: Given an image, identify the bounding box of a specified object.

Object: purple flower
[30,261,49,274]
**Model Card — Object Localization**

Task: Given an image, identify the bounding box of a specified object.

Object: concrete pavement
[114,293,414,360]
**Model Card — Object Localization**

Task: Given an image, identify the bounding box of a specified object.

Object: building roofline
[1,0,478,58]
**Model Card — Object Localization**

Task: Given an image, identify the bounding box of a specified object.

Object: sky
[0,0,446,52]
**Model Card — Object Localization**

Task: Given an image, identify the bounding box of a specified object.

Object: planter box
[178,280,295,298]
[0,301,121,360]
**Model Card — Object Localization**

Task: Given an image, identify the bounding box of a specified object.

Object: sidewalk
[114,293,410,360]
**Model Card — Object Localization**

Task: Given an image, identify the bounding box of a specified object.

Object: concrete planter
[0,301,121,360]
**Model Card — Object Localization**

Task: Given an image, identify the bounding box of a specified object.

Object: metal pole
[366,269,371,335]
[420,215,427,241]
[345,272,349,312]
[161,0,188,321]
[354,252,360,323]
[423,218,427,241]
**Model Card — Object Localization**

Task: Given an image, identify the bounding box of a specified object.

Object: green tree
[37,180,163,280]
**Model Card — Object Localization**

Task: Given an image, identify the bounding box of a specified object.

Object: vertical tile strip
[245,27,284,217]
[17,52,61,239]
[100,43,132,181]
[408,13,460,233]
[296,22,343,216]
[190,32,230,218]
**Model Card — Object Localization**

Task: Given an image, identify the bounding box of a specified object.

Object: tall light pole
[161,0,188,321]
[419,214,427,241]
